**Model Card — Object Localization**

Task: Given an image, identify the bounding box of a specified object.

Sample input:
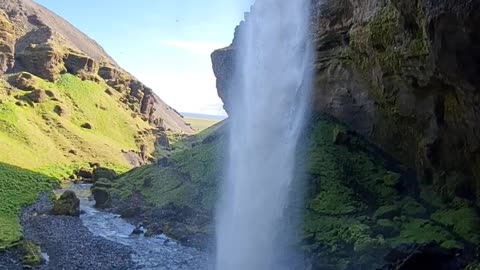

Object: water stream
[58,184,207,270]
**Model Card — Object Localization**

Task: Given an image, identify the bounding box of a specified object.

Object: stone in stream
[131,224,145,236]
[92,186,111,209]
[52,190,80,217]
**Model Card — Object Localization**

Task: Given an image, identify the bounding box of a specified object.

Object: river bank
[0,185,207,270]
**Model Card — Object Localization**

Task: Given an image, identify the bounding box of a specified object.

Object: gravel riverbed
[0,194,134,270]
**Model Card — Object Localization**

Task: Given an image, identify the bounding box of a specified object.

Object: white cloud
[134,70,227,116]
[160,40,227,54]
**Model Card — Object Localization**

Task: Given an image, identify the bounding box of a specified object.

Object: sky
[35,0,253,116]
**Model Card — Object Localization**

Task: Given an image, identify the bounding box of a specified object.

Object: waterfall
[215,0,313,269]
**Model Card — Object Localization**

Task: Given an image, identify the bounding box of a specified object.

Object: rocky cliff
[212,0,480,205]
[0,0,193,133]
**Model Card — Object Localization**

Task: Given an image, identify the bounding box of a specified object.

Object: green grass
[0,73,155,249]
[0,73,152,176]
[184,117,219,132]
[0,163,57,250]
[114,121,226,210]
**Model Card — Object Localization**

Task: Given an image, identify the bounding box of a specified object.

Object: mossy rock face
[300,116,480,268]
[53,190,80,216]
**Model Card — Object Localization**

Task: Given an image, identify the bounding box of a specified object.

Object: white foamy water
[215,0,313,269]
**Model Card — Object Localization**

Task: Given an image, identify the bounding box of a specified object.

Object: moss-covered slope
[0,73,158,178]
[100,115,480,268]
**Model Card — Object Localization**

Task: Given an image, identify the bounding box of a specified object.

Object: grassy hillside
[184,117,219,132]
[0,73,155,178]
[0,163,57,250]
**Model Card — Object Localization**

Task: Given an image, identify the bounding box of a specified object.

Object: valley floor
[0,194,134,270]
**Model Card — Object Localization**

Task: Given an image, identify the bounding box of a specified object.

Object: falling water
[216,0,313,269]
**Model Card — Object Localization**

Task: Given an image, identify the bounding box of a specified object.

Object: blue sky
[35,0,252,116]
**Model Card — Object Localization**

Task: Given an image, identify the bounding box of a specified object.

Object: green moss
[465,262,480,270]
[440,240,464,250]
[390,218,455,247]
[431,206,480,244]
[0,163,56,250]
[106,115,480,268]
[400,197,427,216]
[374,205,401,219]
[21,241,42,267]
[368,6,401,48]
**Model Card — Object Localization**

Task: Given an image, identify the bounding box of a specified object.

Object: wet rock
[53,191,80,217]
[130,225,144,236]
[20,241,42,268]
[92,187,111,209]
[120,206,141,218]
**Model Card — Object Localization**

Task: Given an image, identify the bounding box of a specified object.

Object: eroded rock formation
[212,0,480,203]
[0,0,194,134]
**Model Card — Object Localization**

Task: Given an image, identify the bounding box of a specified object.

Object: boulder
[76,168,93,179]
[64,52,96,75]
[8,72,40,91]
[24,89,48,103]
[92,187,111,208]
[20,241,42,267]
[92,167,117,182]
[93,178,112,189]
[81,122,92,129]
[53,190,80,216]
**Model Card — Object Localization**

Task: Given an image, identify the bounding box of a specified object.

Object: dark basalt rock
[52,191,80,217]
[92,187,111,209]
[211,0,480,204]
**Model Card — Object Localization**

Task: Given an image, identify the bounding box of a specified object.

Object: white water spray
[216,0,313,269]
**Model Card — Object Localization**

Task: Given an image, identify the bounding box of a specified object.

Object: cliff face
[0,0,193,134]
[212,0,480,203]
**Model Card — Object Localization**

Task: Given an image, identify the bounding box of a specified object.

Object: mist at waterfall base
[215,0,313,269]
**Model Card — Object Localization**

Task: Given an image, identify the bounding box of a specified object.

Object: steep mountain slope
[0,0,194,175]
